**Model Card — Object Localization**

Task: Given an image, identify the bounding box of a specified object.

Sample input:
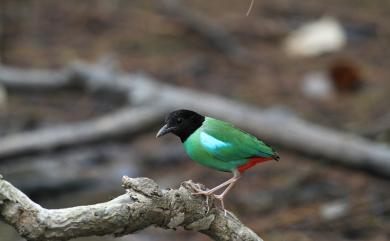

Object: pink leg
[192,177,235,195]
[214,177,239,216]
[192,170,241,196]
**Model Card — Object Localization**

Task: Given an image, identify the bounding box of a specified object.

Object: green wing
[200,117,277,162]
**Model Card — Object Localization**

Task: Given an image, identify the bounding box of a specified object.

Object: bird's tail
[272,153,280,161]
[268,145,280,161]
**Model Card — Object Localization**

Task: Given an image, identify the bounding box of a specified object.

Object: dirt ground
[0,0,389,240]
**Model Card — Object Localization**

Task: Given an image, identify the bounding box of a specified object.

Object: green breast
[183,128,244,172]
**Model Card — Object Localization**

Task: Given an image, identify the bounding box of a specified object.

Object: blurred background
[0,0,390,240]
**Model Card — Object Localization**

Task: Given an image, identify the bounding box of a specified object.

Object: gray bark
[0,175,263,241]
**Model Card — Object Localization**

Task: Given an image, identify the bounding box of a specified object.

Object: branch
[0,105,167,159]
[1,145,140,193]
[1,61,390,176]
[0,175,263,241]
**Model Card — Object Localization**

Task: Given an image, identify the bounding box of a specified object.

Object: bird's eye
[177,118,183,124]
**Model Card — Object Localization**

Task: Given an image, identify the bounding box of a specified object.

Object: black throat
[176,115,205,142]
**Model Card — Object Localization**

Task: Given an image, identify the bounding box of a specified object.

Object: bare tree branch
[0,60,390,176]
[0,175,263,241]
[1,144,139,193]
[0,105,166,159]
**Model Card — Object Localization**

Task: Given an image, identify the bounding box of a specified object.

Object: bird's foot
[188,182,207,193]
[188,182,215,196]
[214,194,233,217]
[192,190,214,196]
[204,195,210,213]
[188,182,212,212]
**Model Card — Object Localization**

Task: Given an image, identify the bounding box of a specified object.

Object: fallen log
[0,145,139,194]
[0,61,390,176]
[0,175,263,241]
[0,105,167,159]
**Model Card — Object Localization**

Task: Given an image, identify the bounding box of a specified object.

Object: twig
[0,175,263,241]
[246,0,254,16]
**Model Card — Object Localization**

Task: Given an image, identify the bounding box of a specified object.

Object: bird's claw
[188,182,232,216]
[192,190,213,196]
[204,195,210,213]
[214,194,232,217]
[188,182,211,213]
[188,182,206,193]
[189,182,214,196]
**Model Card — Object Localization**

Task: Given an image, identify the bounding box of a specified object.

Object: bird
[156,109,279,214]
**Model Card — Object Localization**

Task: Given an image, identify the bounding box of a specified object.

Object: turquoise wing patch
[200,132,232,150]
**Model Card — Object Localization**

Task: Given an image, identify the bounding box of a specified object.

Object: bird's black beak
[156,124,175,138]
